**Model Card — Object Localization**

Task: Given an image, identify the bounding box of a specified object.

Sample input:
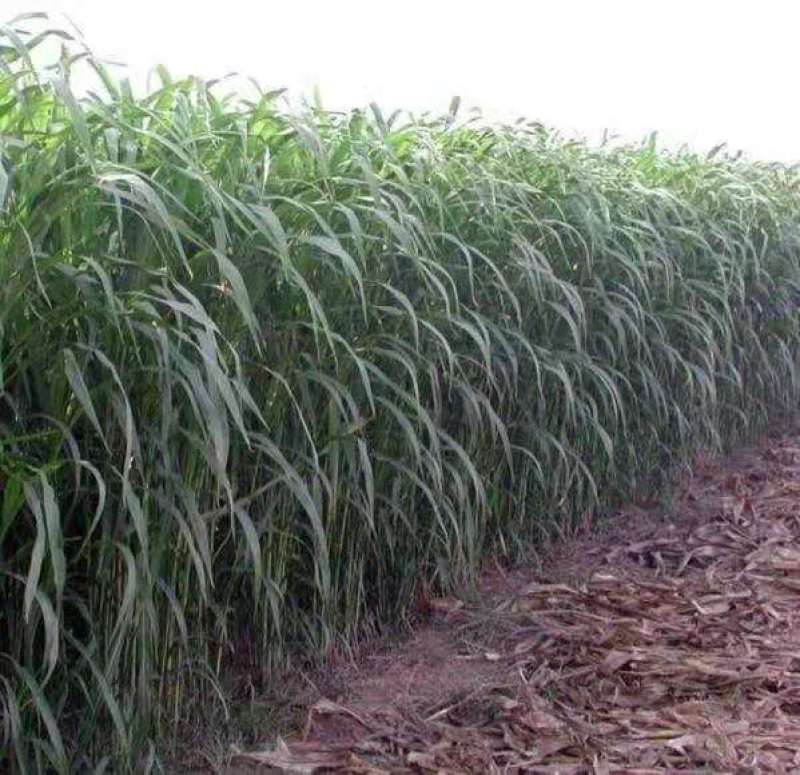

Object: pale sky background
[3,0,799,162]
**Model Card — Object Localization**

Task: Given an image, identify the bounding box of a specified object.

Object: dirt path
[236,429,800,772]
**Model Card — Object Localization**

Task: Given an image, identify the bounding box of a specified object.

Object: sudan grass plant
[2,14,800,771]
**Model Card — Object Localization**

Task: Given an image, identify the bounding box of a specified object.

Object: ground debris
[236,433,800,772]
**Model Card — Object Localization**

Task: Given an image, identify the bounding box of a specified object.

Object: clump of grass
[2,12,800,772]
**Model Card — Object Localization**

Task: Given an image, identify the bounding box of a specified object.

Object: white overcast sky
[3,1,800,161]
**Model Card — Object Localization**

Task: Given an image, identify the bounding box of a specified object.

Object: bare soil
[234,427,800,772]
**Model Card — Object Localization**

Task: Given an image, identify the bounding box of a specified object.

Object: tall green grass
[2,13,800,771]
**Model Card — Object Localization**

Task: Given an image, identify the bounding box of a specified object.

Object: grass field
[2,13,800,772]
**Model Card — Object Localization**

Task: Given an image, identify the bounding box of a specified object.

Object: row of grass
[2,13,800,772]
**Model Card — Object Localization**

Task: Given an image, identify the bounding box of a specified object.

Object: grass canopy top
[2,12,800,772]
